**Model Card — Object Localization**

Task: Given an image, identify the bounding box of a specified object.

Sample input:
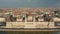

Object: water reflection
[0,31,60,34]
[53,31,60,34]
[0,31,7,34]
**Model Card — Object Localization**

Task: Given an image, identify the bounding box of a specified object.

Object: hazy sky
[0,0,60,8]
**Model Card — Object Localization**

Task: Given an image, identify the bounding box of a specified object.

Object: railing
[5,22,58,28]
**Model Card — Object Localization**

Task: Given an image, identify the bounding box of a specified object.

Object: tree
[43,14,53,28]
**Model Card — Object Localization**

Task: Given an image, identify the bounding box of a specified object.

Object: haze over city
[0,0,60,8]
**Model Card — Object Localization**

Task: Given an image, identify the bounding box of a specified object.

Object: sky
[0,0,60,8]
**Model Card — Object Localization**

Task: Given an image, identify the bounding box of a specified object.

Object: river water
[0,31,60,34]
